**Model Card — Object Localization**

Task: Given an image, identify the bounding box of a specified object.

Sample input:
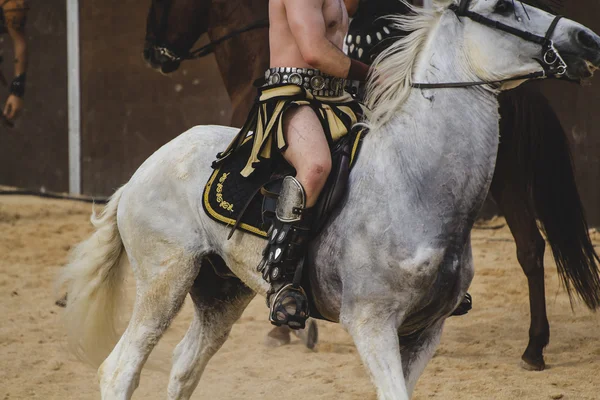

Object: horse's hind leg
[167,257,255,400]
[98,252,199,400]
[491,165,549,371]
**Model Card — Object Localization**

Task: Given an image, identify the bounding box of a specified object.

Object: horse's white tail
[57,185,128,367]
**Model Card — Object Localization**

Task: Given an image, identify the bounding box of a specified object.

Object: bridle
[412,0,567,89]
[146,0,268,63]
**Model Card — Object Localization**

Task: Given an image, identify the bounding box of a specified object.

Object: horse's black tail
[502,85,600,310]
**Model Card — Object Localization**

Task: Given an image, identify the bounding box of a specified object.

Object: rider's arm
[284,0,369,80]
[4,0,28,94]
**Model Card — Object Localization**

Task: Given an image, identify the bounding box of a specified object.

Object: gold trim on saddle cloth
[203,140,270,237]
[213,82,361,178]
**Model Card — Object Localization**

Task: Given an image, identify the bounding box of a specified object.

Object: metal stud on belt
[263,67,346,96]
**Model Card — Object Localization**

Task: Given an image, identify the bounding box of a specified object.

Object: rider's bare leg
[256,105,331,329]
[282,106,331,207]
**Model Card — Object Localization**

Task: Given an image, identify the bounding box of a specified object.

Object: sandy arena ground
[1,195,599,399]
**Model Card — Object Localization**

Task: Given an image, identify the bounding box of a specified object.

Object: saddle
[203,127,367,320]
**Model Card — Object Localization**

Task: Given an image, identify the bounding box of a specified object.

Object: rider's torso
[268,0,348,69]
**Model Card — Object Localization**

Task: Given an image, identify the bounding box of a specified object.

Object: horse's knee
[516,235,545,277]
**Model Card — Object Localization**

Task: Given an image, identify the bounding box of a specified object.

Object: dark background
[0,0,599,224]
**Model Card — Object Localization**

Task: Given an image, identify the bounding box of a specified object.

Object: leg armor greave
[257,176,312,329]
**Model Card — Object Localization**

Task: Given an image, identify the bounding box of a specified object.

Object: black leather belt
[264,67,347,97]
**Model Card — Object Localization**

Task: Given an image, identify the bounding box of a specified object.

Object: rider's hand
[3,94,23,122]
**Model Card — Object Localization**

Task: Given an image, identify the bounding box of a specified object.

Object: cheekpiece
[264,67,346,97]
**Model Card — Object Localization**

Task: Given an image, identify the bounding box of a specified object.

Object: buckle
[543,42,567,77]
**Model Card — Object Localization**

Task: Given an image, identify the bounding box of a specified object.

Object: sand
[1,195,599,400]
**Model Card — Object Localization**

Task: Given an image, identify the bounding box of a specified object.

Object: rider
[213,0,370,329]
[0,0,28,124]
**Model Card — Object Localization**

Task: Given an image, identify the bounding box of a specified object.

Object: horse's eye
[494,0,513,14]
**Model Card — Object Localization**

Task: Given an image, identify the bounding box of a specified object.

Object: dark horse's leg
[490,87,550,370]
[492,84,600,369]
[489,166,549,370]
[490,83,600,370]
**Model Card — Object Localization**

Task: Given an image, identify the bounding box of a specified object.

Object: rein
[151,16,269,63]
[412,0,566,89]
[185,19,269,60]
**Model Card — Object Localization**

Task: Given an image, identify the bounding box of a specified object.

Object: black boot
[257,176,312,330]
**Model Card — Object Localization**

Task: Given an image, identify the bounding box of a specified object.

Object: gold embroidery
[215,172,234,212]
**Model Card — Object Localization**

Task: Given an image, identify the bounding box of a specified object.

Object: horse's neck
[353,25,500,235]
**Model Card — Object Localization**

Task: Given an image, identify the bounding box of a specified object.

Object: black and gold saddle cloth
[203,69,365,238]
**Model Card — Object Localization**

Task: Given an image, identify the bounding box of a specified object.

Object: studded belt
[264,67,347,97]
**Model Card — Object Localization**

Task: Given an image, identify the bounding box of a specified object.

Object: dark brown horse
[142,0,600,371]
[143,0,269,127]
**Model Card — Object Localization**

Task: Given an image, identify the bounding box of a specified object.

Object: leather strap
[412,71,546,89]
[412,1,565,89]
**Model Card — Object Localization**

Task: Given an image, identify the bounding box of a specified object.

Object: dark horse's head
[143,0,209,74]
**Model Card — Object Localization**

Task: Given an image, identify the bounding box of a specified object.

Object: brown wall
[79,0,231,195]
[0,0,231,195]
[0,0,69,191]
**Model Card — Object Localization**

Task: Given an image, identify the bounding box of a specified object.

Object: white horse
[59,1,600,399]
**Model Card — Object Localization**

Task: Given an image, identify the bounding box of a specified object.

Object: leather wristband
[10,73,26,98]
[346,59,371,82]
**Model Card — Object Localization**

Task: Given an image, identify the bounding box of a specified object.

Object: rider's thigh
[282,105,331,175]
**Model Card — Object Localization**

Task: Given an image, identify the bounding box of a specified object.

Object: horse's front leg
[341,303,409,400]
[399,320,445,396]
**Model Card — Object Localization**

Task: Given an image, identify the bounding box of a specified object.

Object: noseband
[412,0,566,89]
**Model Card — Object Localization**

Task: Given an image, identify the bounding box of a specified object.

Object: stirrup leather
[256,176,311,329]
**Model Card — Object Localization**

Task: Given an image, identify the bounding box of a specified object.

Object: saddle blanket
[203,128,367,238]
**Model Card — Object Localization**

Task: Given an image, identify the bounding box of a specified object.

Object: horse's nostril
[577,30,600,52]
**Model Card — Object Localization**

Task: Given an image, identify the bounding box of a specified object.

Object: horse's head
[143,0,209,74]
[365,0,600,129]
[448,0,600,86]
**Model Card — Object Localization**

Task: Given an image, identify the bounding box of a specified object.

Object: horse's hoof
[264,326,291,348]
[55,293,68,308]
[520,354,546,371]
[294,319,319,350]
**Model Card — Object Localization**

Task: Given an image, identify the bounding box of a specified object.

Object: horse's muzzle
[143,41,181,74]
[559,26,600,82]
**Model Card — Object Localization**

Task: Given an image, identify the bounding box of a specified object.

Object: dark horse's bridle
[146,0,268,63]
[412,0,567,89]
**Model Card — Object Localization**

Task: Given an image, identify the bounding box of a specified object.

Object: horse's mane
[363,0,565,130]
[364,1,452,131]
